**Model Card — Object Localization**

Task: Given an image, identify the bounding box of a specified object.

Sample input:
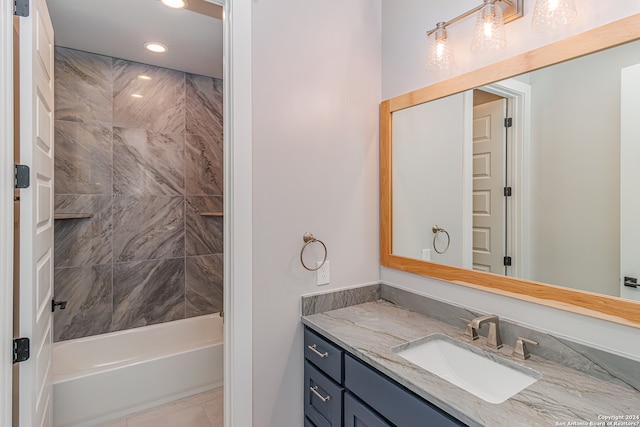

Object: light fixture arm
[425,0,515,36]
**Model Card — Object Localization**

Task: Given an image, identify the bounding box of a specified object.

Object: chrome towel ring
[432,225,450,254]
[300,232,328,271]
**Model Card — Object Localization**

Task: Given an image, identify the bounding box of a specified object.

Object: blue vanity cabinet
[304,328,345,427]
[345,354,466,427]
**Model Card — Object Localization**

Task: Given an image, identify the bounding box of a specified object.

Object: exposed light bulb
[426,22,454,71]
[531,0,577,31]
[161,0,186,8]
[484,21,493,38]
[471,0,506,52]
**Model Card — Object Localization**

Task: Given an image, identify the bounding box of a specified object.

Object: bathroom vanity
[301,284,640,426]
[303,327,463,426]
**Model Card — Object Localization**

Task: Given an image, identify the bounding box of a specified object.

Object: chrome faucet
[465,315,503,349]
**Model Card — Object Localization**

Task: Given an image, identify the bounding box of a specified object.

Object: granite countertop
[302,299,640,427]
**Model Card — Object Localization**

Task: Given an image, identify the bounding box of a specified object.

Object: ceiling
[46,0,223,78]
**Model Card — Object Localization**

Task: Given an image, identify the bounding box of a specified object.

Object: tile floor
[97,387,223,427]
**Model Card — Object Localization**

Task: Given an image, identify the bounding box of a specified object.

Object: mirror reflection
[392,39,640,301]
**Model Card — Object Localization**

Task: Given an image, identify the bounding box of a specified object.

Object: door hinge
[13,0,29,17]
[503,256,512,267]
[13,338,30,364]
[504,187,512,197]
[15,164,30,189]
[624,277,638,288]
[504,118,513,128]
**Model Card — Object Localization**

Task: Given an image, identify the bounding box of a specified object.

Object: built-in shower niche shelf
[54,213,94,220]
[200,212,223,217]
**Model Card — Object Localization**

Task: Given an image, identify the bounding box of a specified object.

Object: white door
[620,63,640,302]
[18,0,55,425]
[472,98,506,273]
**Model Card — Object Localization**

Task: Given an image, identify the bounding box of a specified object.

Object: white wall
[393,93,465,265]
[381,0,640,359]
[528,41,640,296]
[251,1,381,425]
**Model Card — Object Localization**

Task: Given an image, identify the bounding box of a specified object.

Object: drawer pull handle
[310,385,331,402]
[307,344,328,358]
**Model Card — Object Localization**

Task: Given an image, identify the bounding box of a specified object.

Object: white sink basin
[392,334,541,404]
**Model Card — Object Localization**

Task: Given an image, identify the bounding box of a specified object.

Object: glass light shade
[426,24,455,71]
[471,0,506,52]
[531,0,577,31]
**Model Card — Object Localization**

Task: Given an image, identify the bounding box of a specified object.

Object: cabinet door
[345,355,466,427]
[344,393,391,427]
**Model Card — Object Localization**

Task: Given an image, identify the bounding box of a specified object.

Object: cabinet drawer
[344,392,391,427]
[304,327,344,383]
[304,360,344,427]
[345,354,466,427]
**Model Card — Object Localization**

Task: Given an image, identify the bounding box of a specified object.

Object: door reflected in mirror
[391,39,640,301]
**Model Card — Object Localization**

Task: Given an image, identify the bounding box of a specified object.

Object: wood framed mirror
[380,14,640,328]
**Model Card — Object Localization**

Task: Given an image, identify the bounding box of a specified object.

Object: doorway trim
[476,78,531,279]
[1,3,15,427]
[220,0,253,426]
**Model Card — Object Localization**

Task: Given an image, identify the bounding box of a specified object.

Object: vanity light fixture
[425,0,520,70]
[144,42,167,53]
[531,0,577,31]
[160,0,186,9]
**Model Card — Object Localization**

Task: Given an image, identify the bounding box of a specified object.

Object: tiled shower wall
[53,47,223,342]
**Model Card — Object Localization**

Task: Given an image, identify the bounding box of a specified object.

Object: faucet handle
[459,317,478,341]
[513,337,538,360]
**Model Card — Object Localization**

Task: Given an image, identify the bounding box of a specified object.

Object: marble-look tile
[54,121,113,195]
[112,258,185,331]
[185,133,223,196]
[113,127,184,195]
[185,74,222,140]
[53,265,112,342]
[54,47,113,124]
[302,284,381,316]
[54,195,112,268]
[186,255,223,318]
[185,197,223,256]
[112,196,184,262]
[113,59,185,133]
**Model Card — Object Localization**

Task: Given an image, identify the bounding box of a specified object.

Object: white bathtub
[52,314,224,427]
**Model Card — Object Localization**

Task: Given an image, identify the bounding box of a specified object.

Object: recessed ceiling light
[131,94,143,98]
[161,0,186,8]
[138,75,152,80]
[144,42,167,53]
